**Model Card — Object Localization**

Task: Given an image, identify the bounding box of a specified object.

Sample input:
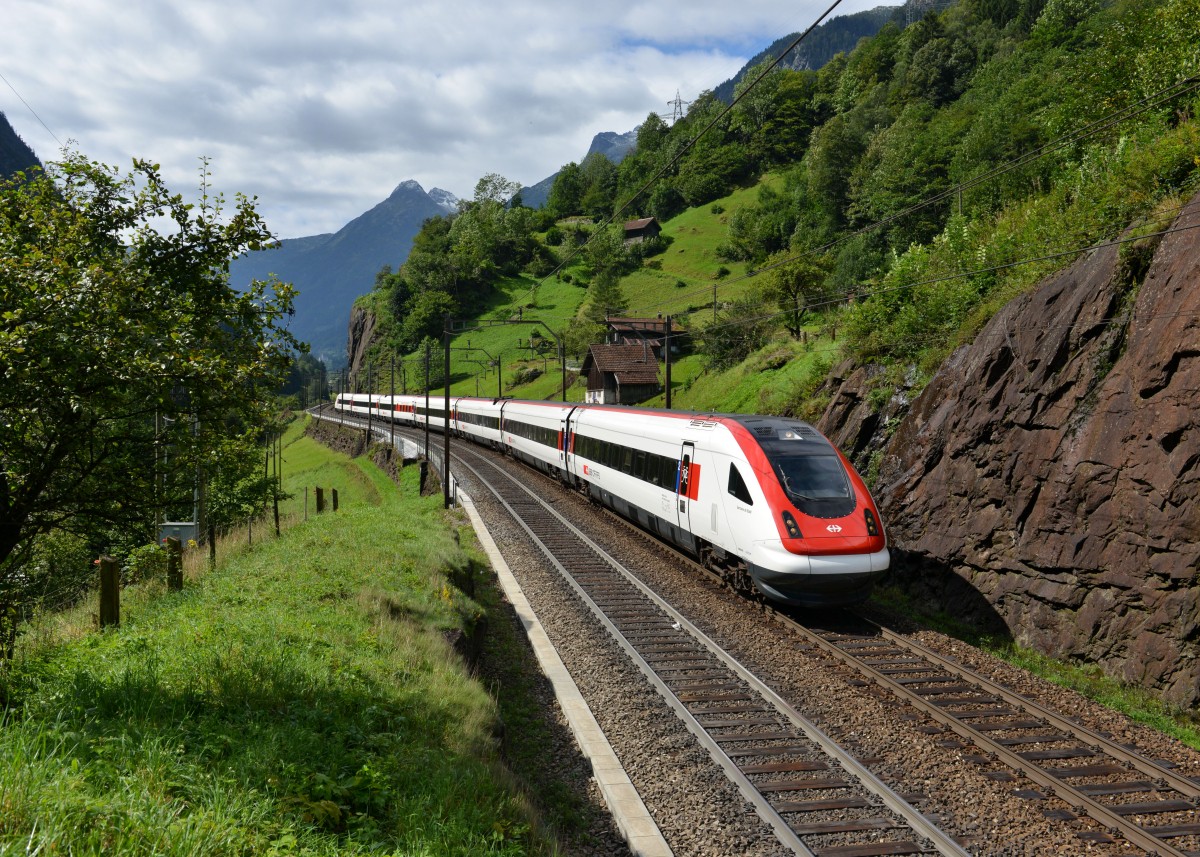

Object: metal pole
[424,341,431,460]
[665,315,672,410]
[560,339,567,402]
[497,350,502,399]
[443,316,452,510]
[390,354,395,450]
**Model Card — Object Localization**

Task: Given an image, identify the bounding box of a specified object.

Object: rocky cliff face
[345,304,379,381]
[820,195,1200,704]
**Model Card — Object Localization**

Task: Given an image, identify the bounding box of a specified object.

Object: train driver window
[728,463,753,505]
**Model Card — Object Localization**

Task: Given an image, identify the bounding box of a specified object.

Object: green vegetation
[353,0,1199,425]
[0,419,562,856]
[0,153,299,662]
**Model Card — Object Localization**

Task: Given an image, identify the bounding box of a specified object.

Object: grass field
[0,417,559,856]
[384,173,812,406]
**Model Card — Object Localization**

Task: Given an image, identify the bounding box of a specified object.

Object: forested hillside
[355,0,1198,409]
[0,112,41,178]
[346,0,1200,699]
[711,4,902,101]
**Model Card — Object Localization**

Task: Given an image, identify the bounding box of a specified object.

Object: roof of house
[583,344,661,386]
[606,316,686,334]
[622,217,659,232]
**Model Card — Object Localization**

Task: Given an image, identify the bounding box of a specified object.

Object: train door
[676,441,696,532]
[559,417,568,470]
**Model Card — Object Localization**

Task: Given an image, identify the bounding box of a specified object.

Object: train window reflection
[774,455,850,501]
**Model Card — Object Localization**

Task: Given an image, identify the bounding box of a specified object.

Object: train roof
[724,415,837,455]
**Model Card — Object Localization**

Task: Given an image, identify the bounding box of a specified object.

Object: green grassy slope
[0,420,556,856]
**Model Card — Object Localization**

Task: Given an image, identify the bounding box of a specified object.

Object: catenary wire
[509,0,850,310]
[666,208,1200,341]
[0,67,62,149]
[627,74,1200,318]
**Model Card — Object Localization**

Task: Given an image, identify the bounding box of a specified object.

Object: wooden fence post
[165,537,183,591]
[305,486,309,521]
[315,486,325,513]
[332,488,339,512]
[99,556,120,629]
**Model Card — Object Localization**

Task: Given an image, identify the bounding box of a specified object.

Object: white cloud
[4,0,894,238]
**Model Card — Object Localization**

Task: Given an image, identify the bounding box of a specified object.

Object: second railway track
[448,435,969,857]
[320,410,1200,855]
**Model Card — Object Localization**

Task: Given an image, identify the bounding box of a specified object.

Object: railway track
[447,438,969,857]
[580,471,1200,856]
[774,615,1200,857]
[317,410,1200,854]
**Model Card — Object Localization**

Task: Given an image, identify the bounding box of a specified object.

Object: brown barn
[581,344,661,404]
[622,216,661,245]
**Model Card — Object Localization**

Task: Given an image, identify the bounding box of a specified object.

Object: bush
[511,366,543,386]
[123,542,169,585]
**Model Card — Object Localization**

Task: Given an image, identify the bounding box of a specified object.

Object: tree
[698,290,777,371]
[0,153,298,580]
[582,226,628,324]
[398,290,458,350]
[579,153,618,218]
[473,172,521,206]
[766,258,833,339]
[546,162,584,219]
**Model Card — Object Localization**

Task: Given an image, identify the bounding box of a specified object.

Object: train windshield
[771,454,856,519]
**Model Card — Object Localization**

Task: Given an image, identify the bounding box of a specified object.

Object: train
[332,393,889,607]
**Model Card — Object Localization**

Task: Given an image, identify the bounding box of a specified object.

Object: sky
[3,0,893,239]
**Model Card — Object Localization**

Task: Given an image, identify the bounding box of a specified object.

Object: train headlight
[781,511,803,539]
[864,508,879,537]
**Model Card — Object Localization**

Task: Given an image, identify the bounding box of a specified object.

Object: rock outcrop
[821,195,1200,704]
[345,304,379,380]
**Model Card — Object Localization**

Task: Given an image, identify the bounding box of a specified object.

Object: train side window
[728,464,753,505]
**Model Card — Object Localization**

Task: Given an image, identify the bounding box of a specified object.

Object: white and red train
[333,393,889,607]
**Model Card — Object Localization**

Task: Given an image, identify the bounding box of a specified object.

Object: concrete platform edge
[458,490,674,857]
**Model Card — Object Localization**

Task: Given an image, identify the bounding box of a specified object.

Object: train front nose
[747,540,890,607]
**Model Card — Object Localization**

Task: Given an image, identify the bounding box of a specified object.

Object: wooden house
[581,344,661,404]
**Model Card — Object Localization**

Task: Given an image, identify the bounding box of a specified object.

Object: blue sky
[3,0,895,239]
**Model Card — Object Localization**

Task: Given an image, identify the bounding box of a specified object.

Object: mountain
[229,180,458,367]
[519,128,639,210]
[712,5,903,102]
[519,6,902,208]
[0,112,42,178]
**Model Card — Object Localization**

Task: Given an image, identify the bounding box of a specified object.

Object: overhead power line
[629,73,1200,319]
[0,67,62,149]
[693,202,1200,340]
[515,0,849,310]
